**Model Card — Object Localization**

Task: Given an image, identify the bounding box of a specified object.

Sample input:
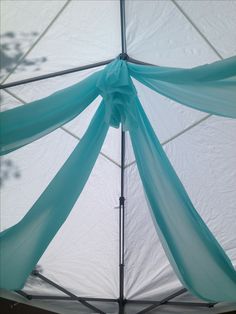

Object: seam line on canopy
[172,0,223,60]
[1,0,72,85]
[61,126,121,168]
[124,113,212,169]
[3,89,122,169]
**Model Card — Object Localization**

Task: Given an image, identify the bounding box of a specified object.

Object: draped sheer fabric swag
[1,58,236,301]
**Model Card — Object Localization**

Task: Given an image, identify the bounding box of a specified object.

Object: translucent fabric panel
[128,79,206,164]
[99,59,236,301]
[0,103,109,290]
[128,57,236,118]
[163,115,236,266]
[6,66,121,166]
[124,116,236,301]
[0,128,77,231]
[0,70,102,155]
[1,58,236,302]
[33,155,120,299]
[129,99,236,301]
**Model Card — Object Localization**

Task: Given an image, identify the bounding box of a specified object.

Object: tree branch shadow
[1,31,48,187]
[0,31,47,82]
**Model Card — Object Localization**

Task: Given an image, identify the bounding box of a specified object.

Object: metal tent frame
[1,0,224,313]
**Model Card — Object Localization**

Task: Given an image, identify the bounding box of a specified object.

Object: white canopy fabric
[0,1,236,313]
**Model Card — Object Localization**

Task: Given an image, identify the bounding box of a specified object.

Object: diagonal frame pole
[28,270,106,314]
[0,59,114,89]
[135,288,187,314]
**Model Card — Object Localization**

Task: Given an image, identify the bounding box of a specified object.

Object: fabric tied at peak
[0,58,236,301]
[97,59,138,130]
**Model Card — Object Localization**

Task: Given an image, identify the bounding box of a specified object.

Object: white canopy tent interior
[0,1,236,313]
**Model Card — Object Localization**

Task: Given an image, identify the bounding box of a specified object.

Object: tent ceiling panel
[3,0,121,84]
[0,89,23,111]
[0,0,67,83]
[126,0,220,67]
[177,0,236,59]
[23,156,120,299]
[1,1,236,313]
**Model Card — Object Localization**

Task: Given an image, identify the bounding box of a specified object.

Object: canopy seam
[172,0,223,60]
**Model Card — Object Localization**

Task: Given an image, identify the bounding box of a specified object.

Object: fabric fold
[129,97,236,302]
[97,59,138,131]
[128,56,236,118]
[0,102,108,290]
[0,70,102,156]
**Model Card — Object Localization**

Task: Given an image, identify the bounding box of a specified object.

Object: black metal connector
[31,269,40,276]
[119,196,125,206]
[119,52,129,60]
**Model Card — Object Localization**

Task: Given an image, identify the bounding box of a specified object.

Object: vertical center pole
[119,1,127,313]
[119,129,125,314]
[120,0,127,55]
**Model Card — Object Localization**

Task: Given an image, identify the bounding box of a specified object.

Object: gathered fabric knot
[97,59,138,130]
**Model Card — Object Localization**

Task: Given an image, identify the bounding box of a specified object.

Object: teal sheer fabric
[129,97,236,302]
[0,102,108,289]
[96,59,138,130]
[0,70,102,156]
[128,56,236,118]
[0,58,236,300]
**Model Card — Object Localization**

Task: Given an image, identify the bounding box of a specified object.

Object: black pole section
[119,1,127,312]
[118,0,127,314]
[136,288,187,314]
[120,0,127,56]
[31,271,106,314]
[119,129,126,314]
[0,59,114,89]
[128,57,155,66]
